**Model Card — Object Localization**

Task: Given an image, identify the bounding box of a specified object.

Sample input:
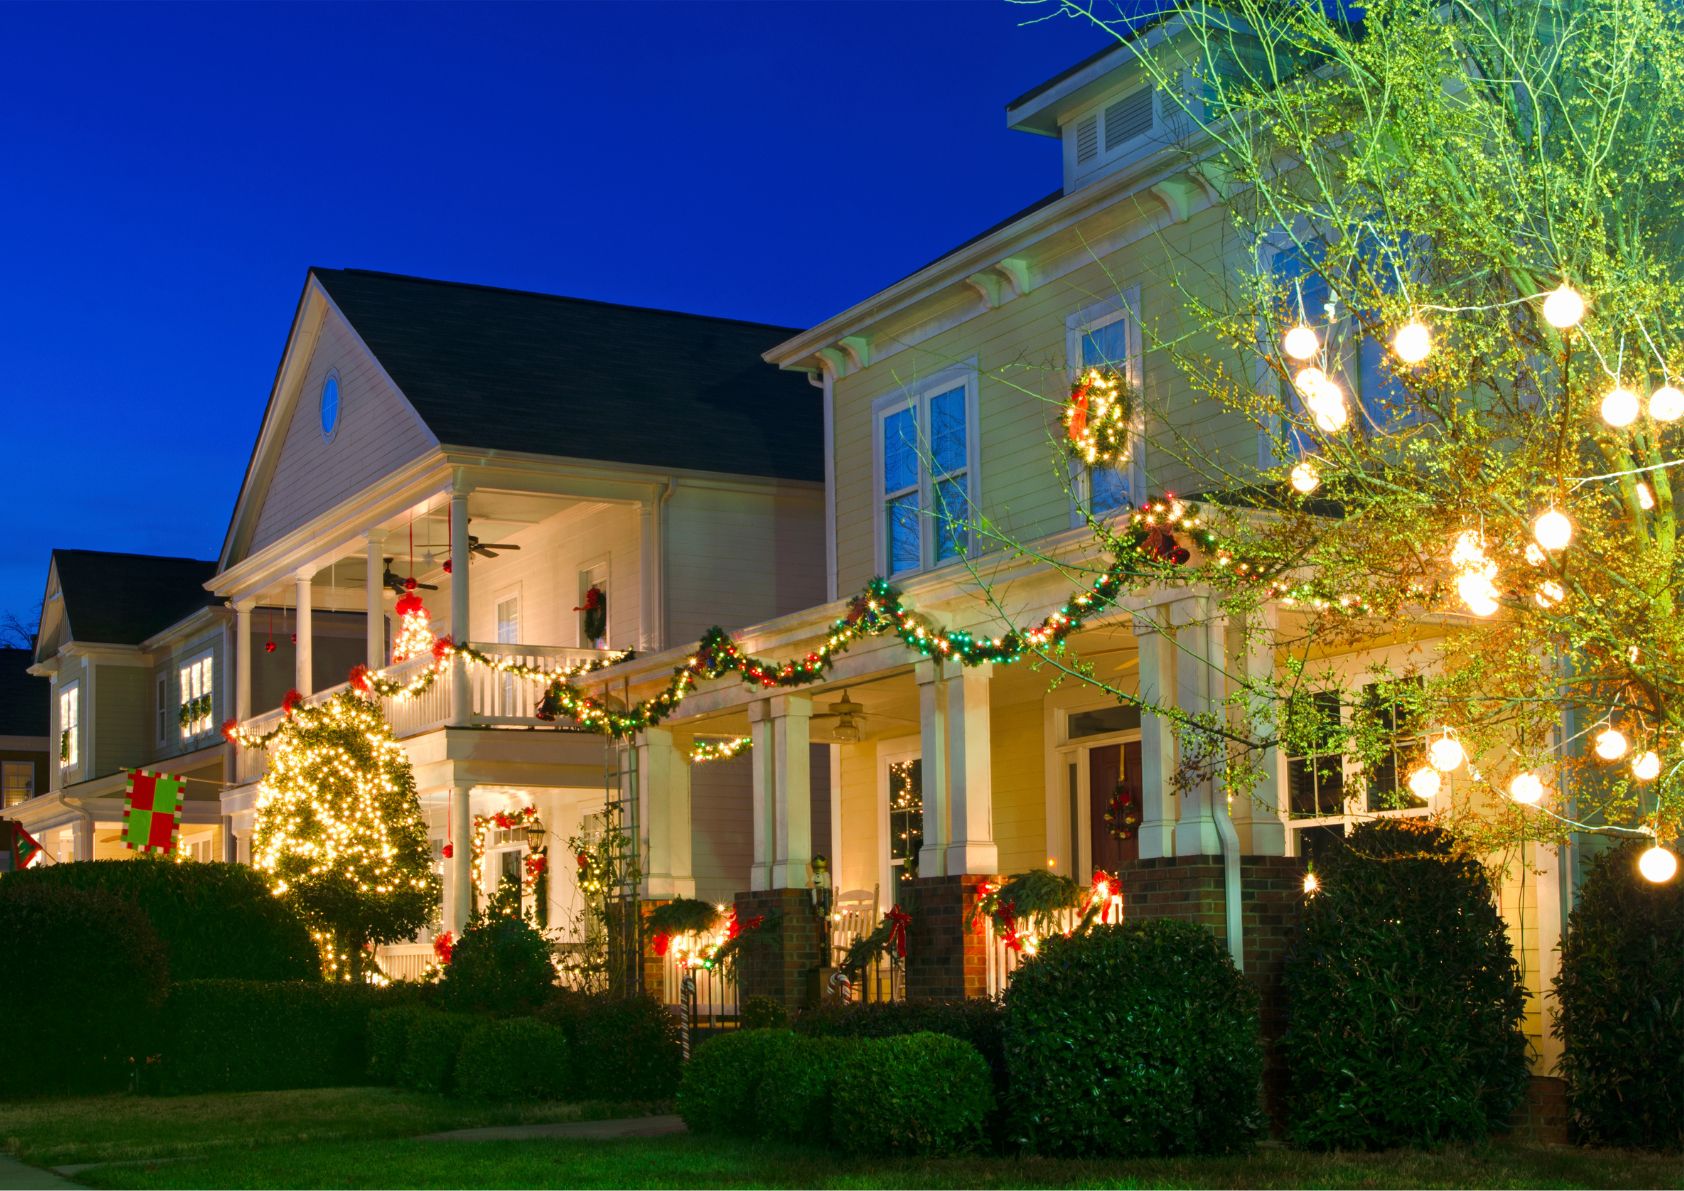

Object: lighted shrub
[1282,818,1528,1150]
[677,1028,798,1135]
[1555,841,1684,1149]
[453,1017,572,1102]
[828,1033,993,1156]
[0,884,168,1095]
[1004,919,1261,1157]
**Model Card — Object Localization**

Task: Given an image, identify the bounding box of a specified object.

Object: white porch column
[1231,606,1287,856]
[449,488,471,726]
[747,700,775,891]
[446,781,473,932]
[637,727,694,898]
[638,498,662,652]
[234,598,254,723]
[943,663,998,875]
[1174,599,1225,857]
[365,528,387,669]
[915,658,949,878]
[72,818,93,862]
[770,694,813,889]
[1135,617,1179,859]
[294,568,314,696]
[220,815,238,864]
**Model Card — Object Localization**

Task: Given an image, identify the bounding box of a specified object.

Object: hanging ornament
[1638,844,1678,884]
[1289,461,1321,494]
[1283,324,1320,361]
[1594,727,1629,761]
[1533,509,1573,552]
[1062,367,1135,466]
[1649,385,1684,422]
[390,579,438,664]
[1601,386,1640,428]
[1507,772,1544,805]
[1541,283,1585,329]
[1631,751,1661,782]
[1392,320,1431,365]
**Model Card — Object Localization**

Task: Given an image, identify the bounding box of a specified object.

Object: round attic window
[319,373,341,441]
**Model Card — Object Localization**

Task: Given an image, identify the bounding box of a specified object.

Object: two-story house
[214,267,828,974]
[22,550,233,863]
[586,32,1569,1077]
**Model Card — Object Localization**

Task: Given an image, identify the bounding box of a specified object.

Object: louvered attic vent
[1069,84,1158,173]
[1075,113,1100,164]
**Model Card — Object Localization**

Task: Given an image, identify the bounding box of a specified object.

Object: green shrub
[1004,919,1261,1157]
[677,1028,798,1135]
[795,998,1007,1096]
[1555,841,1684,1149]
[367,1003,436,1085]
[572,996,682,1099]
[453,1017,572,1102]
[0,884,168,1096]
[0,859,316,982]
[158,979,404,1094]
[756,1035,849,1143]
[740,995,789,1030]
[1282,818,1528,1150]
[829,1033,994,1156]
[396,1009,482,1094]
[440,909,555,1016]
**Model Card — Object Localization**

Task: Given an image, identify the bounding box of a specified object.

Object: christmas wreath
[1104,779,1142,841]
[575,586,607,644]
[1063,366,1136,466]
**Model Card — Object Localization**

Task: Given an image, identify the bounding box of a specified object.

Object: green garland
[690,736,752,763]
[177,693,212,730]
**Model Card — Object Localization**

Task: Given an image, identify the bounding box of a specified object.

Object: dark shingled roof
[0,648,48,737]
[312,268,823,483]
[53,550,219,646]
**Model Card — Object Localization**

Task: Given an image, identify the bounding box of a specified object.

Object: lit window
[178,654,214,740]
[58,683,78,768]
[878,377,973,577]
[1068,301,1140,515]
[2,762,33,807]
[888,759,923,883]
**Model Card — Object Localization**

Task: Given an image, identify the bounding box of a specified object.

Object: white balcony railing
[233,643,616,785]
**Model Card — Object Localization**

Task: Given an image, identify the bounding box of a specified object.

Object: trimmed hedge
[396,1009,481,1094]
[538,992,683,1100]
[454,1017,572,1102]
[755,1035,849,1143]
[0,860,316,982]
[677,1028,798,1136]
[1004,919,1262,1157]
[1281,819,1528,1150]
[158,979,406,1094]
[829,1033,993,1156]
[1555,841,1684,1149]
[440,912,555,1016]
[367,1003,437,1085]
[0,884,168,1096]
[795,998,1007,1095]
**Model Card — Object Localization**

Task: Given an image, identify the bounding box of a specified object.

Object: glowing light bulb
[1649,385,1684,422]
[1638,845,1678,884]
[1535,580,1565,608]
[1294,366,1328,399]
[1594,727,1629,761]
[1532,509,1573,552]
[1284,324,1320,361]
[1525,542,1547,566]
[1632,751,1661,781]
[1451,531,1487,569]
[1313,399,1349,434]
[1602,386,1640,428]
[1541,283,1585,329]
[1428,733,1466,772]
[1408,766,1442,800]
[1508,772,1544,804]
[1637,482,1656,511]
[1290,461,1321,494]
[1457,566,1500,616]
[1302,871,1320,895]
[1392,321,1431,364]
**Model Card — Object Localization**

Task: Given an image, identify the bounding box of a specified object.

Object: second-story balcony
[233,641,616,784]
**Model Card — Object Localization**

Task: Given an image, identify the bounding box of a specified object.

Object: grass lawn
[2,1088,1675,1191]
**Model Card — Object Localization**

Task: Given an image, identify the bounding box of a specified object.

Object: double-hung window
[1067,292,1143,518]
[2,761,33,807]
[877,370,975,577]
[58,683,78,769]
[178,653,214,741]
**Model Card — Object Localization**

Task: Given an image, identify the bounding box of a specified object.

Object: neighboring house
[592,32,1569,1075]
[22,550,231,863]
[0,648,50,819]
[214,267,827,973]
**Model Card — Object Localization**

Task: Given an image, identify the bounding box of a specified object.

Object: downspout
[1210,617,1244,971]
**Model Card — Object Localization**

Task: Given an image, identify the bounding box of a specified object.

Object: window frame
[870,363,980,579]
[1065,290,1145,524]
[177,651,215,743]
[156,672,170,748]
[2,760,34,807]
[1062,81,1163,187]
[58,681,79,770]
[319,369,342,443]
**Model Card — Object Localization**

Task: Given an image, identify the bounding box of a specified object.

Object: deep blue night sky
[0,1,1116,628]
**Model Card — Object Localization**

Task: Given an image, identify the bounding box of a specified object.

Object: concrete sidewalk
[0,1153,80,1190]
[418,1114,687,1142]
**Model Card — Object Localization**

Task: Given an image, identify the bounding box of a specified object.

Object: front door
[1089,741,1142,873]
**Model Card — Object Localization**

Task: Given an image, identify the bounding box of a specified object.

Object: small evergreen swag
[177,694,213,730]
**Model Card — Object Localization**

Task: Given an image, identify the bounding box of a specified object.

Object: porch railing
[984,906,1078,999]
[233,642,616,784]
[376,941,436,983]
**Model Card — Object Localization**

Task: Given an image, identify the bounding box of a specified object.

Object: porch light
[525,813,547,853]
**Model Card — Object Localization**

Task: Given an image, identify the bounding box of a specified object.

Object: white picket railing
[984,905,1079,999]
[376,942,436,983]
[232,642,618,784]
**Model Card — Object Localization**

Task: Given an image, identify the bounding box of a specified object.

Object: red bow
[652,931,671,957]
[349,664,370,692]
[432,931,454,965]
[432,636,454,663]
[574,586,604,612]
[281,689,303,716]
[885,905,912,958]
[1066,384,1091,444]
[221,718,239,743]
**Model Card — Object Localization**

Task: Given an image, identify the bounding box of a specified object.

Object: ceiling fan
[383,559,438,598]
[811,690,871,743]
[468,523,521,560]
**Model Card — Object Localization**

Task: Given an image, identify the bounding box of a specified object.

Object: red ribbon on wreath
[651,931,671,958]
[885,905,912,958]
[998,899,1026,953]
[349,664,370,692]
[1065,380,1091,446]
[281,689,304,716]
